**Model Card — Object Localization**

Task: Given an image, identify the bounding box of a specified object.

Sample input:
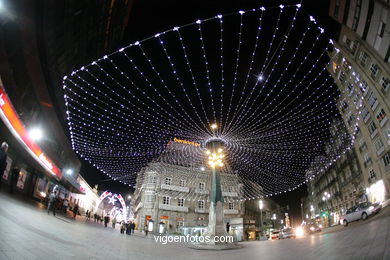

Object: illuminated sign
[0,85,62,179]
[173,137,200,147]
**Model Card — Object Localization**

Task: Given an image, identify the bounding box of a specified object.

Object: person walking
[130,222,135,234]
[0,142,8,189]
[73,204,79,219]
[144,224,149,236]
[112,217,116,229]
[120,221,126,234]
[47,190,57,216]
[86,210,89,221]
[226,222,230,233]
[62,199,69,214]
[104,215,109,227]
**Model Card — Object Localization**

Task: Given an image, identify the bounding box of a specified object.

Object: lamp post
[322,192,331,227]
[259,200,263,236]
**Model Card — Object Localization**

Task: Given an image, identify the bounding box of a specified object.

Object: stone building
[132,141,244,234]
[327,0,390,204]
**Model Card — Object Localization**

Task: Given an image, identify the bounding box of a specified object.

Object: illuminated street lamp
[322,192,331,227]
[29,127,43,141]
[259,199,264,237]
[66,169,73,175]
[210,123,218,130]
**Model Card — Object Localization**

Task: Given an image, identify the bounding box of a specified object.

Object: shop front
[368,180,386,203]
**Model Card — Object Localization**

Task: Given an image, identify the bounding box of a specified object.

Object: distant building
[132,140,245,236]
[327,0,390,203]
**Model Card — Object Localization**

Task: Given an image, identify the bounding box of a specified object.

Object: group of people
[46,186,79,218]
[121,221,136,235]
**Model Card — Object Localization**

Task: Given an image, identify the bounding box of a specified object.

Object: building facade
[132,161,244,235]
[0,0,133,201]
[327,0,390,204]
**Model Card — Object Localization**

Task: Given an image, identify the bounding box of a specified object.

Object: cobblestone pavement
[0,192,389,260]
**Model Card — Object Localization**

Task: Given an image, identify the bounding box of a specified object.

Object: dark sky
[80,0,339,221]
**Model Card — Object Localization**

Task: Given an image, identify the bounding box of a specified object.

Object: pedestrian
[226,222,230,233]
[8,167,19,194]
[73,204,79,219]
[126,222,131,235]
[63,199,69,213]
[47,190,57,216]
[130,221,135,234]
[104,215,109,227]
[86,210,89,220]
[112,217,116,229]
[0,142,8,189]
[144,224,149,236]
[120,221,126,234]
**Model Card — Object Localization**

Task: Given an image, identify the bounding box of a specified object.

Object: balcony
[195,208,209,213]
[161,184,189,193]
[224,209,239,215]
[222,191,238,197]
[159,204,189,212]
[195,188,209,195]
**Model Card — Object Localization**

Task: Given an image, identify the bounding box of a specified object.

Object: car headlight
[296,227,304,237]
[310,226,315,231]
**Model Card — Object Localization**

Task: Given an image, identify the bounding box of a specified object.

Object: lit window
[376,108,388,127]
[198,200,205,209]
[178,198,184,207]
[163,196,171,205]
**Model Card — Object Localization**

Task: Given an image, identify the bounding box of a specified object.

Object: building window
[178,198,184,207]
[359,51,369,67]
[382,152,390,169]
[180,179,186,187]
[334,0,340,18]
[380,77,389,93]
[362,106,370,122]
[165,177,172,185]
[163,196,170,205]
[347,82,354,94]
[228,202,234,210]
[146,195,154,202]
[374,137,384,155]
[367,92,378,110]
[198,200,205,209]
[176,221,184,230]
[369,169,376,179]
[148,175,156,184]
[376,108,388,127]
[199,182,205,190]
[369,63,380,79]
[352,0,362,31]
[368,121,377,137]
[228,186,234,192]
[359,80,369,95]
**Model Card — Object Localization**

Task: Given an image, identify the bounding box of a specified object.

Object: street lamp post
[322,192,331,227]
[259,200,263,237]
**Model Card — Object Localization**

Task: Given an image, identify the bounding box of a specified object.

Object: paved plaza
[0,192,389,260]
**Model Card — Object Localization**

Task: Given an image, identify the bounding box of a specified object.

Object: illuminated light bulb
[239,10,245,14]
[173,27,179,31]
[206,150,211,155]
[217,148,223,153]
[217,14,222,19]
[211,123,218,129]
[134,41,140,45]
[258,75,264,81]
[119,48,124,52]
[155,33,160,37]
[196,20,201,24]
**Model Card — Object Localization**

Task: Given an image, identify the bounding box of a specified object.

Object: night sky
[78,0,340,223]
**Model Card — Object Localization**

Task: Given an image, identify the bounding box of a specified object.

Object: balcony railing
[224,209,239,215]
[195,188,209,194]
[161,184,189,193]
[222,191,238,197]
[195,208,209,213]
[159,204,189,212]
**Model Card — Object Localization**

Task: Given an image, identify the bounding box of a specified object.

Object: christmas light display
[63,4,360,199]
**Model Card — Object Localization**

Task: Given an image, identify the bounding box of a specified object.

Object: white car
[340,202,374,226]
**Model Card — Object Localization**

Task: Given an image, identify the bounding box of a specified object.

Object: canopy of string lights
[62,3,358,198]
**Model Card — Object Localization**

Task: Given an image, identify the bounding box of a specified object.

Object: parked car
[371,202,382,215]
[269,230,280,240]
[280,228,296,239]
[340,202,375,226]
